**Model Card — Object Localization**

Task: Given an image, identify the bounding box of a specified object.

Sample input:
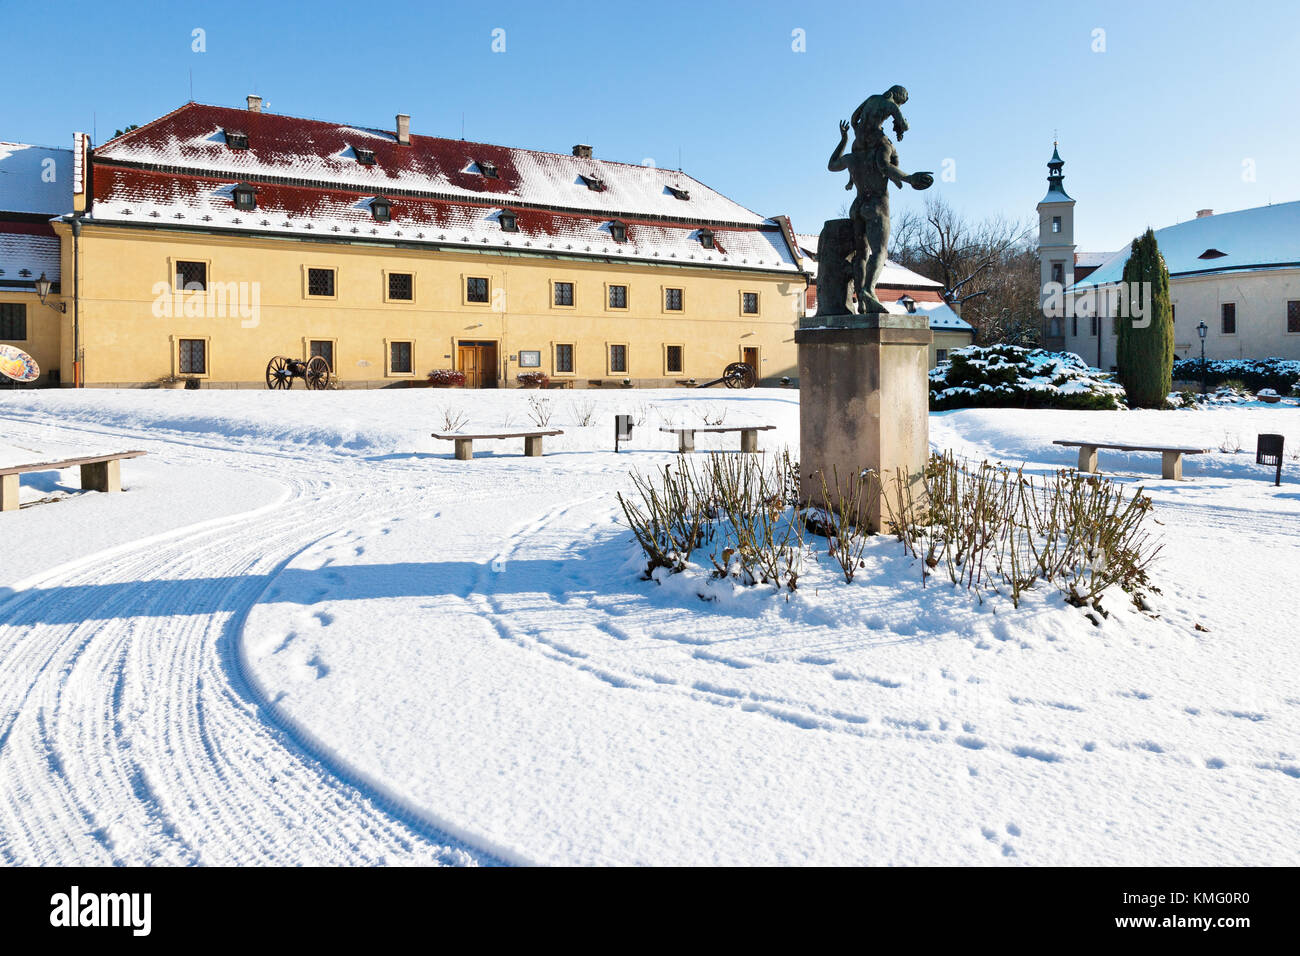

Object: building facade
[0,141,72,386]
[1036,145,1110,353]
[1038,145,1300,370]
[1066,202,1300,371]
[41,99,808,388]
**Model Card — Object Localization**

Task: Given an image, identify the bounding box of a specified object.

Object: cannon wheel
[722,362,756,389]
[266,355,294,390]
[305,355,332,391]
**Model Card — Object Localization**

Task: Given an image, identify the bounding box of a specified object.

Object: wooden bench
[1053,440,1209,480]
[431,429,563,460]
[0,450,147,512]
[660,425,776,454]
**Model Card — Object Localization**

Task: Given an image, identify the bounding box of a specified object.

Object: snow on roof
[0,223,59,285]
[886,297,973,331]
[89,103,800,273]
[1072,200,1300,290]
[878,260,944,288]
[96,103,772,226]
[89,166,797,272]
[793,231,942,287]
[1038,186,1073,205]
[1074,251,1114,268]
[0,142,73,216]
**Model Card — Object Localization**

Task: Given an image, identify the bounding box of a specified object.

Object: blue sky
[2,0,1297,252]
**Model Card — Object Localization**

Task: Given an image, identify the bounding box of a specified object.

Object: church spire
[1044,141,1071,200]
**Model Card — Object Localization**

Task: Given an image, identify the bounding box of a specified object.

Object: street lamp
[1197,321,1208,394]
[34,273,66,312]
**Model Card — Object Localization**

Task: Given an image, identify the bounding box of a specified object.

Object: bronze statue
[821,86,933,317]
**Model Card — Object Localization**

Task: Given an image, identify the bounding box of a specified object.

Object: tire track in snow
[0,433,498,866]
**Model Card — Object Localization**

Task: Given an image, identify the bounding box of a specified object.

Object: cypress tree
[1115,228,1174,408]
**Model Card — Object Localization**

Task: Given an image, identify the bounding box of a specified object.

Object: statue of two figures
[813,85,934,324]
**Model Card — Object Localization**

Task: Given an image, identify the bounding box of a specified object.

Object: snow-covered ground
[0,387,1297,865]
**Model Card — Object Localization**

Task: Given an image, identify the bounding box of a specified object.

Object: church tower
[1037,144,1075,350]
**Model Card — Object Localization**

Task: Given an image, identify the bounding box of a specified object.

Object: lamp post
[34,273,66,312]
[1197,321,1208,394]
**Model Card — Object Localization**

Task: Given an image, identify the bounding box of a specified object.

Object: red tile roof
[90,103,799,272]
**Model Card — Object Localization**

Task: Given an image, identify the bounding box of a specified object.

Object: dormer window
[225,130,249,150]
[478,160,498,179]
[698,229,715,250]
[580,173,605,192]
[1198,248,1228,259]
[668,184,690,201]
[499,210,518,232]
[898,295,917,314]
[355,147,376,166]
[609,220,627,243]
[232,183,256,211]
[370,197,391,222]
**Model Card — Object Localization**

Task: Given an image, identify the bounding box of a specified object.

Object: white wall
[1061,267,1300,370]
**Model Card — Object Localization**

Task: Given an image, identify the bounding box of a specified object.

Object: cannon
[696,361,756,389]
[266,355,332,390]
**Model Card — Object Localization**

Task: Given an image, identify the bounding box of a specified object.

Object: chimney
[1196,208,1214,218]
[247,94,262,113]
[572,144,592,159]
[396,114,410,146]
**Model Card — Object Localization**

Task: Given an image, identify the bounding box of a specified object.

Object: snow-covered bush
[1171,356,1300,393]
[517,372,550,388]
[618,449,1162,620]
[930,346,1125,411]
[1173,383,1270,408]
[618,451,803,590]
[882,453,1161,616]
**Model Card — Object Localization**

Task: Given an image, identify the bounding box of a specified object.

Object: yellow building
[0,141,71,386]
[51,99,807,389]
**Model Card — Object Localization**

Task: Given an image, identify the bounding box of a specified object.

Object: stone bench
[431,429,563,460]
[660,425,776,454]
[0,450,147,511]
[1053,440,1209,480]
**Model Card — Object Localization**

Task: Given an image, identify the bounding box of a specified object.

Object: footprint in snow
[1258,763,1300,779]
[1205,757,1227,769]
[1010,745,1063,763]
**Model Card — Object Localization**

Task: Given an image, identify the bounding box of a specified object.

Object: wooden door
[742,347,759,373]
[458,342,499,388]
[458,345,483,388]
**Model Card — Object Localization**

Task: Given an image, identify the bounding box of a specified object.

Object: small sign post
[615,414,633,453]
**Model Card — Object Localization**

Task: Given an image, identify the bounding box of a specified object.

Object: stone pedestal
[795,318,931,531]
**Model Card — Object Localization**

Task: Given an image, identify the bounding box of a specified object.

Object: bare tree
[890,196,1040,345]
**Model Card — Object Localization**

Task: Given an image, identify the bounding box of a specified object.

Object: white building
[1035,145,1113,352]
[1037,146,1300,369]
